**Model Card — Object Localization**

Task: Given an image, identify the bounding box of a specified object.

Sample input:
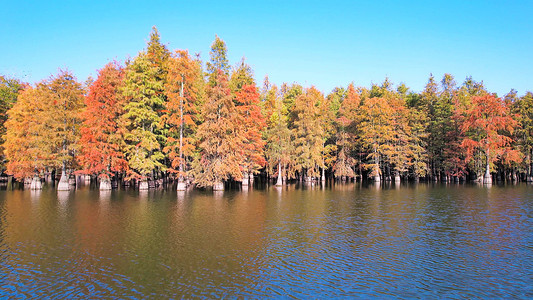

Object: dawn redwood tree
[264,84,294,185]
[230,59,266,184]
[78,62,128,189]
[206,35,230,86]
[234,84,266,183]
[230,58,254,92]
[407,106,429,181]
[292,87,325,181]
[4,71,84,189]
[461,94,521,184]
[317,87,338,182]
[386,96,414,181]
[120,27,170,188]
[423,74,453,180]
[193,70,243,190]
[46,71,85,190]
[359,97,394,182]
[164,50,204,190]
[452,77,488,180]
[283,84,303,127]
[120,53,165,186]
[4,87,45,184]
[513,92,533,180]
[0,76,24,173]
[333,83,359,180]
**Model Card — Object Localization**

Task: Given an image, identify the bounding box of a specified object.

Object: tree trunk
[213,181,224,191]
[30,175,42,190]
[57,167,70,191]
[528,149,533,182]
[99,177,112,190]
[176,177,186,191]
[242,172,249,186]
[373,166,381,182]
[275,163,283,186]
[139,179,149,190]
[483,150,492,184]
[249,172,254,184]
[68,174,76,186]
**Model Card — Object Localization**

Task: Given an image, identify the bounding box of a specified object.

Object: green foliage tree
[264,84,294,185]
[120,27,169,186]
[206,35,230,86]
[513,92,533,180]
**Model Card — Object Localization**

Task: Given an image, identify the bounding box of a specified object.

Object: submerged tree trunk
[30,175,42,190]
[249,172,254,184]
[68,174,76,186]
[275,163,283,186]
[528,149,533,182]
[176,177,186,191]
[373,165,381,182]
[213,181,224,191]
[242,172,249,186]
[139,179,149,190]
[177,78,187,192]
[483,149,492,184]
[57,165,70,191]
[99,176,112,190]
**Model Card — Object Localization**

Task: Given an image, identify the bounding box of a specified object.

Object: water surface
[0,182,532,298]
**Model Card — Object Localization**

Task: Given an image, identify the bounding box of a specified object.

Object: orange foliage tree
[292,87,326,180]
[4,71,84,182]
[234,84,266,182]
[4,87,44,180]
[78,62,128,182]
[164,50,203,183]
[230,59,266,183]
[461,94,521,183]
[333,83,359,180]
[193,70,243,189]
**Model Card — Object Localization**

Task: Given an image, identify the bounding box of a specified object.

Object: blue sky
[1,0,532,96]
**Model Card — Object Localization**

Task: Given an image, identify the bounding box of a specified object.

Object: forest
[1,27,532,191]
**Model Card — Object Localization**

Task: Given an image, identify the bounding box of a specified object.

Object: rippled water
[0,182,532,298]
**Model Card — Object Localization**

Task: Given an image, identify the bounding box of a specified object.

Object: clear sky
[1,0,532,96]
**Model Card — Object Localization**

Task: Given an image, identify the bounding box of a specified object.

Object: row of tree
[1,27,532,190]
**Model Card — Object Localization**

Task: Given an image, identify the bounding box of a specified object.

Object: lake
[0,182,532,298]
